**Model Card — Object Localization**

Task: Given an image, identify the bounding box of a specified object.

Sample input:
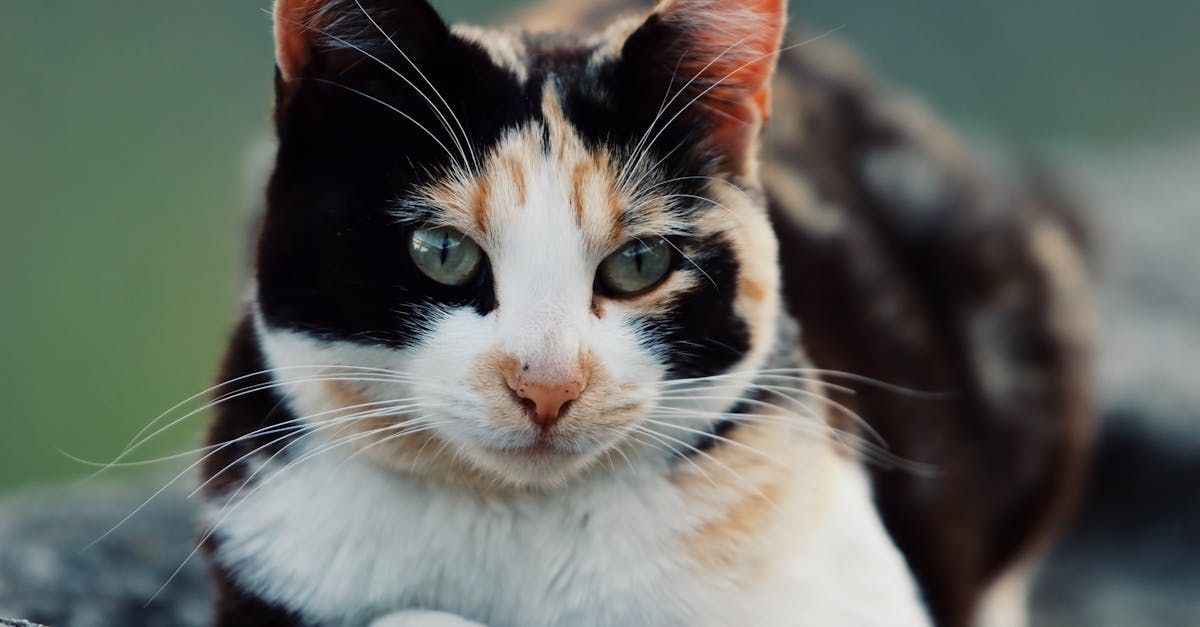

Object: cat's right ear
[272,0,449,85]
[273,0,322,83]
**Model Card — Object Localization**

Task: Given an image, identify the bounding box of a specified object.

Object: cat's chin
[461,441,608,488]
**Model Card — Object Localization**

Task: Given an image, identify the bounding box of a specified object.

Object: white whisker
[642,418,790,469]
[121,364,428,454]
[632,424,778,510]
[149,419,446,606]
[619,35,754,188]
[635,28,844,183]
[190,405,435,498]
[84,398,435,550]
[344,417,454,463]
[351,0,477,171]
[657,373,856,396]
[629,426,718,488]
[102,373,431,474]
[310,78,462,169]
[647,407,934,475]
[62,400,420,470]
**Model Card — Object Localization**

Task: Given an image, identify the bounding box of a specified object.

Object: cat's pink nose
[511,379,585,430]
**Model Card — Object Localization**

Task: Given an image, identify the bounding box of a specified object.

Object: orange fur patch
[739,277,766,303]
[571,161,592,228]
[319,375,511,493]
[674,417,836,583]
[502,155,528,207]
[323,378,369,409]
[471,172,493,234]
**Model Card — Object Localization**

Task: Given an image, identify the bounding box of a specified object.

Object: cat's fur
[200,0,1093,625]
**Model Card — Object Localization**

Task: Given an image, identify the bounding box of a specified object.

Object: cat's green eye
[597,237,674,296]
[408,226,484,287]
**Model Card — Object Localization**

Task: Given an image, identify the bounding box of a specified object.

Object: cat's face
[254,0,786,487]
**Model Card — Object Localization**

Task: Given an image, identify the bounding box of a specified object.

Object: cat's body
[201,1,1092,626]
[209,379,924,626]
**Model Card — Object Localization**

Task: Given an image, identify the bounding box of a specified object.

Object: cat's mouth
[479,433,589,460]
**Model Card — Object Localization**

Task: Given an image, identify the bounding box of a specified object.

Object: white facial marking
[489,151,595,376]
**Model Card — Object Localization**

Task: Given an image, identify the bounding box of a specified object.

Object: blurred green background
[2,0,1197,494]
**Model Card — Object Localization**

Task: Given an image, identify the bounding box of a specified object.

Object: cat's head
[253,0,787,487]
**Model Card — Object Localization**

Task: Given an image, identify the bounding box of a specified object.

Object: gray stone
[0,481,210,627]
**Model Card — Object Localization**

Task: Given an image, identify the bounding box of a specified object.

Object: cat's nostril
[512,380,584,430]
[517,396,538,418]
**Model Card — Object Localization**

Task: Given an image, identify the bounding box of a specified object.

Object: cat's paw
[367,610,486,627]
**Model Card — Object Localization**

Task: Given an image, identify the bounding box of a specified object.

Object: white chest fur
[208,443,930,627]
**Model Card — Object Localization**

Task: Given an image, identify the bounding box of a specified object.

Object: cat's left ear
[620,0,786,171]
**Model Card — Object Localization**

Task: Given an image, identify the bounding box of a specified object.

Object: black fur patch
[207,561,309,627]
[633,234,751,379]
[260,15,536,346]
[689,417,741,455]
[200,316,299,498]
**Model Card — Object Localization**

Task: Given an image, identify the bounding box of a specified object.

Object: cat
[199,0,1093,625]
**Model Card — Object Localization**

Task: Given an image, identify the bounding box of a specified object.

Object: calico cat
[200,0,1093,625]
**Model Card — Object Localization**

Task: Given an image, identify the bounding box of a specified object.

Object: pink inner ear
[657,0,786,124]
[274,0,335,82]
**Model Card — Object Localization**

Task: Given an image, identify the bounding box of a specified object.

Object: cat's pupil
[438,232,451,265]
